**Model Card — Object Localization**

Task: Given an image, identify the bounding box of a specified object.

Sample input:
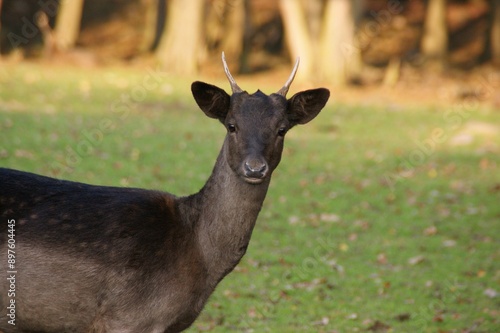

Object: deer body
[0,55,329,333]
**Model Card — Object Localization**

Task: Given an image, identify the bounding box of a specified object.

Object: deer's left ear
[287,88,330,126]
[191,81,231,122]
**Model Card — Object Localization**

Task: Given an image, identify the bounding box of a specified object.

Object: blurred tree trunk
[156,0,204,74]
[492,0,500,66]
[302,0,323,50]
[152,0,167,51]
[280,0,362,86]
[37,11,56,58]
[239,0,252,74]
[421,0,448,69]
[205,0,245,62]
[279,0,313,80]
[320,0,361,86]
[383,57,401,87]
[140,0,158,53]
[0,0,2,56]
[220,0,245,62]
[55,0,84,50]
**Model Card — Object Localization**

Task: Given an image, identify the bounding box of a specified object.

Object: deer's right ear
[191,81,231,122]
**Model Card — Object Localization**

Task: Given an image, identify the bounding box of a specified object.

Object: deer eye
[277,127,287,137]
[227,124,236,133]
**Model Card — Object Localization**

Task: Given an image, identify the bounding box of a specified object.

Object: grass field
[1,63,499,332]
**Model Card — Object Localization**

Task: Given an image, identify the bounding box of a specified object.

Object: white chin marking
[244,177,264,185]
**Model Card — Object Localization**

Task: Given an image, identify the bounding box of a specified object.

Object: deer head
[191,53,330,185]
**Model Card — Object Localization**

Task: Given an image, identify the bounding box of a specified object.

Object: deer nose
[243,159,268,179]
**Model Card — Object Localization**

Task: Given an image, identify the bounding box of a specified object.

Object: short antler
[277,57,300,97]
[222,52,243,93]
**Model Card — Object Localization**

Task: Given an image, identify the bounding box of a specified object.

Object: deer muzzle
[242,158,268,184]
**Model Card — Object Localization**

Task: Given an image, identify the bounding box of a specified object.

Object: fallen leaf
[14,149,34,159]
[423,225,438,236]
[484,288,498,298]
[312,317,330,326]
[0,149,8,158]
[314,175,327,185]
[130,148,140,161]
[113,162,123,170]
[339,243,349,252]
[320,213,340,223]
[223,289,239,299]
[438,207,451,217]
[292,278,329,291]
[354,220,371,230]
[428,168,438,178]
[490,183,500,193]
[442,239,457,247]
[433,314,444,322]
[288,215,300,225]
[367,320,391,332]
[247,307,257,318]
[327,260,345,275]
[120,178,130,186]
[394,313,411,322]
[479,158,490,170]
[377,253,388,265]
[408,255,426,265]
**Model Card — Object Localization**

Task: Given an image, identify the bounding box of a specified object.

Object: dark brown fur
[0,77,329,333]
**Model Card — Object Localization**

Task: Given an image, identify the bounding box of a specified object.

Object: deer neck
[179,139,271,284]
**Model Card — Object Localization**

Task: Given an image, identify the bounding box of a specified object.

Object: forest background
[1,0,499,98]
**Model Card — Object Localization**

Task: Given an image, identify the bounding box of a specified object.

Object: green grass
[1,63,499,333]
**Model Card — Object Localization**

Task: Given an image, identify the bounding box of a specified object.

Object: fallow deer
[0,53,329,333]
